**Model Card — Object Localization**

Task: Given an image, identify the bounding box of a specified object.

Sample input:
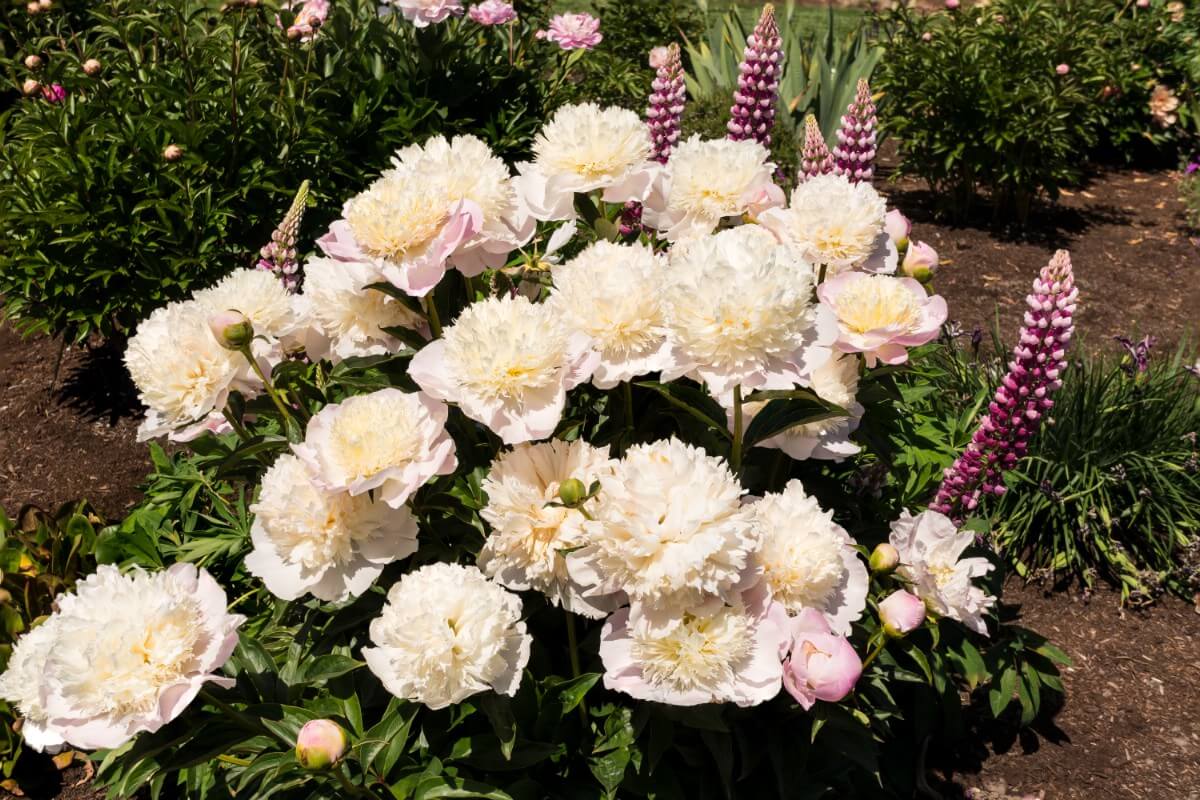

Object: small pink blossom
[944,0,959,8]
[782,608,862,710]
[536,12,602,51]
[1055,63,1070,75]
[40,82,66,104]
[468,0,515,25]
[389,0,463,28]
[878,590,926,636]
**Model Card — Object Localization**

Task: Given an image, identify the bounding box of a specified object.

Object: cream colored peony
[571,437,760,633]
[293,388,458,507]
[641,136,783,241]
[124,299,256,442]
[0,564,244,751]
[363,563,531,709]
[245,454,420,601]
[478,439,617,617]
[759,173,895,277]
[548,241,673,388]
[192,268,302,340]
[297,257,426,362]
[0,617,68,752]
[750,480,868,635]
[662,226,831,400]
[516,103,657,221]
[409,295,598,444]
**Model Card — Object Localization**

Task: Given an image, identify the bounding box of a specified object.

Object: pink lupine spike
[832,79,878,184]
[646,43,686,164]
[800,114,833,181]
[257,180,310,293]
[727,4,782,148]
[932,250,1078,525]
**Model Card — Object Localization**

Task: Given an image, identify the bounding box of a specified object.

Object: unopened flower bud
[557,478,587,507]
[295,719,348,770]
[208,310,254,350]
[884,209,911,251]
[82,58,102,76]
[163,143,184,162]
[26,0,40,13]
[22,78,41,96]
[878,589,926,637]
[901,241,939,283]
[24,55,43,70]
[1055,64,1070,76]
[868,543,900,574]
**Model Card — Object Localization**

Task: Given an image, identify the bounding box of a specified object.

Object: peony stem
[239,344,296,430]
[859,636,888,671]
[423,296,443,339]
[731,385,745,476]
[623,382,635,436]
[564,611,589,724]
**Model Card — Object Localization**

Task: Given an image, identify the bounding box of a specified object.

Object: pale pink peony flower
[878,589,926,636]
[536,12,602,50]
[817,272,947,367]
[900,241,939,282]
[1149,84,1180,128]
[468,0,515,25]
[1055,63,1070,76]
[944,0,959,8]
[782,608,862,710]
[388,0,464,27]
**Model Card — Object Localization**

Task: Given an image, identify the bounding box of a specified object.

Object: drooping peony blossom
[408,295,598,444]
[385,0,463,27]
[548,240,673,389]
[759,173,894,277]
[124,300,256,442]
[296,257,427,362]
[641,135,783,241]
[571,437,760,634]
[799,114,833,181]
[831,79,878,184]
[599,584,790,707]
[782,608,862,710]
[193,267,304,341]
[245,454,420,601]
[661,226,831,400]
[889,509,995,635]
[818,272,947,367]
[515,103,656,222]
[478,439,618,617]
[292,388,457,507]
[363,563,531,710]
[750,480,868,635]
[0,564,243,751]
[878,589,926,636]
[467,0,515,25]
[646,43,687,164]
[727,4,782,148]
[536,12,602,50]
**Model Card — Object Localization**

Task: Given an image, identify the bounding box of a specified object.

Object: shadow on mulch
[52,336,142,427]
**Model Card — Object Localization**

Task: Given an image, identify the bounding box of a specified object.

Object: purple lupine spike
[257,180,310,293]
[832,79,878,184]
[727,4,782,148]
[800,114,833,181]
[646,43,686,164]
[932,250,1079,524]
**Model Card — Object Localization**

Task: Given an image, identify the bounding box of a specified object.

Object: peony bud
[901,241,940,283]
[24,55,43,70]
[868,543,900,574]
[557,478,587,507]
[208,310,254,350]
[22,78,41,96]
[163,143,184,162]
[82,58,102,76]
[884,209,911,251]
[1055,64,1070,76]
[921,31,933,42]
[879,590,926,637]
[295,719,348,770]
[944,0,959,8]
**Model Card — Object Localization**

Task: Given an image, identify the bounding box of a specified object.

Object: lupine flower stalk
[931,250,1078,524]
[257,180,309,292]
[800,114,833,180]
[646,44,686,164]
[832,79,877,184]
[727,4,782,147]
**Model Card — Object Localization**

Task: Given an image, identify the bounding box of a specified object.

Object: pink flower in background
[832,79,878,184]
[945,0,959,9]
[40,82,66,103]
[878,590,926,636]
[799,114,833,181]
[388,0,463,28]
[283,0,328,40]
[818,272,948,366]
[257,181,309,292]
[782,608,862,710]
[536,13,602,50]
[645,42,686,164]
[727,4,782,147]
[468,0,515,25]
[1055,63,1070,75]
[921,31,933,42]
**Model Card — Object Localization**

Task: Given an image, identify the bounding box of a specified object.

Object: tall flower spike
[800,114,833,181]
[646,43,687,164]
[932,251,1078,524]
[727,4,782,148]
[257,180,310,292]
[832,79,877,184]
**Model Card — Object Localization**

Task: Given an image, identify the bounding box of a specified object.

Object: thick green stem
[240,345,294,427]
[860,637,888,671]
[423,296,443,339]
[731,385,744,476]
[564,612,589,725]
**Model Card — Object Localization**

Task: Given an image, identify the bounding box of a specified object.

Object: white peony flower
[245,454,420,601]
[889,509,995,635]
[571,437,760,633]
[750,480,868,635]
[599,584,789,707]
[641,136,783,241]
[478,439,618,618]
[297,257,426,362]
[124,299,255,442]
[409,295,598,445]
[0,564,244,751]
[293,388,458,507]
[662,226,831,400]
[0,617,68,752]
[384,0,463,27]
[548,241,673,389]
[516,103,657,221]
[363,563,531,709]
[759,173,895,276]
[193,268,302,340]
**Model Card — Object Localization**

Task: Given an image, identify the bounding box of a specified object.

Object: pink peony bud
[163,143,184,162]
[468,0,515,26]
[40,83,66,103]
[295,719,348,770]
[921,31,933,41]
[945,0,959,8]
[884,209,911,250]
[879,590,926,637]
[901,241,939,282]
[1056,64,1070,75]
[24,55,43,70]
[869,543,900,574]
[82,58,102,76]
[783,609,863,710]
[207,310,254,350]
[22,78,40,96]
